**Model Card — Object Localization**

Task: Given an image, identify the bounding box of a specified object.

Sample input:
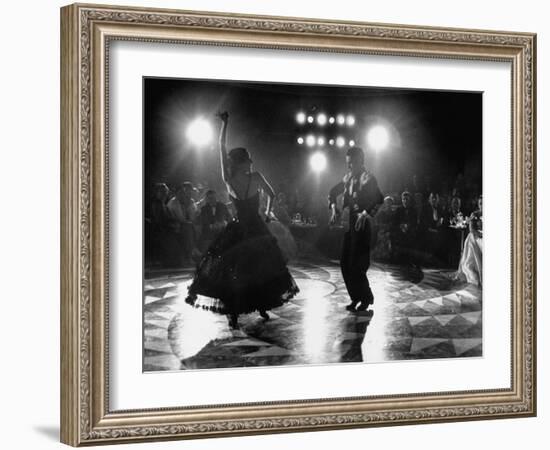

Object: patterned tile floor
[144,260,482,372]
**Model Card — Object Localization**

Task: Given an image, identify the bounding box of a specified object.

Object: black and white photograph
[143,77,483,371]
[1,0,544,447]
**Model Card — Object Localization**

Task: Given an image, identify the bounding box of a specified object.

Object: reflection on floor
[144,261,482,372]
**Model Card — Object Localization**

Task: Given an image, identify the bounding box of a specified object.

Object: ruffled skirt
[185,219,299,314]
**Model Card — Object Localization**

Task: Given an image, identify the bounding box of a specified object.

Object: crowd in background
[146,182,232,267]
[145,180,300,268]
[374,173,482,268]
[145,172,482,272]
[372,189,482,269]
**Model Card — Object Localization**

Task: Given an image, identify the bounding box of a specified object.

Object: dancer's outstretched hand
[216,111,229,123]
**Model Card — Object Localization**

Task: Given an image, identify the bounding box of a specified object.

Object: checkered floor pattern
[144,261,482,371]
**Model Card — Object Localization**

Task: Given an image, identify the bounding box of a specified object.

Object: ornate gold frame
[60,3,536,446]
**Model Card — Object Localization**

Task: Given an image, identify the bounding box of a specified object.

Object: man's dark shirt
[328,169,384,227]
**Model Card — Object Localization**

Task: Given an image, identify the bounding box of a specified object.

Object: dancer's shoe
[356,296,374,311]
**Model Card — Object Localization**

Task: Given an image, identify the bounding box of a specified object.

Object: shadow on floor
[394,264,425,284]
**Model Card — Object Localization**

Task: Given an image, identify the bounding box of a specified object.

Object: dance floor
[143,260,482,371]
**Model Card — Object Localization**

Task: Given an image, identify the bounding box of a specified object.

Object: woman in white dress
[455,195,483,286]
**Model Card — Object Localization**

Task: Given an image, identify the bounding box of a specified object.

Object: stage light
[329,116,335,124]
[336,114,345,125]
[307,115,314,123]
[367,125,390,151]
[349,140,355,147]
[329,139,335,146]
[297,136,304,145]
[186,118,213,147]
[317,113,328,126]
[346,115,355,126]
[296,112,306,124]
[310,152,327,173]
[317,136,326,146]
[336,136,346,148]
[306,134,316,147]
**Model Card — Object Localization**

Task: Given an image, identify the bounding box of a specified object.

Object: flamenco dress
[185,187,299,315]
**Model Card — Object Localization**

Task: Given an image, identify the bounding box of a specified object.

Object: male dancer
[329,147,383,312]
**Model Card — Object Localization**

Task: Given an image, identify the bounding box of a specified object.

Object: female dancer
[185,112,299,329]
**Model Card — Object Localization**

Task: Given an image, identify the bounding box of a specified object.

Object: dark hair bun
[228,147,252,164]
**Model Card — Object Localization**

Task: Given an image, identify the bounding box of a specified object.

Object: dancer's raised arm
[217,112,230,182]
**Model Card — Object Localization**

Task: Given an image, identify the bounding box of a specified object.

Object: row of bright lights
[296,112,355,127]
[185,118,391,153]
[298,126,390,151]
[297,135,355,148]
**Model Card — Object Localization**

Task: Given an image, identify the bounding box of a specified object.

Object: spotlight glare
[329,116,335,124]
[186,118,213,147]
[307,115,314,123]
[349,140,355,147]
[305,134,316,147]
[317,136,326,146]
[296,112,306,124]
[336,114,345,125]
[346,115,355,126]
[329,139,335,146]
[310,151,327,173]
[336,136,346,148]
[317,113,327,126]
[367,125,390,151]
[297,136,304,145]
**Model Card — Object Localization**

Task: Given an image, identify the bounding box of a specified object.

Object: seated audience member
[150,183,170,226]
[414,192,426,227]
[373,196,395,261]
[448,196,462,220]
[198,190,231,250]
[413,191,427,256]
[451,187,462,201]
[455,195,483,286]
[466,195,479,216]
[167,182,198,265]
[438,193,449,215]
[447,196,465,266]
[148,183,174,266]
[422,192,447,265]
[392,191,418,264]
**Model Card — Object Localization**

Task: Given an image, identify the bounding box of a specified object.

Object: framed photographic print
[60,3,537,446]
